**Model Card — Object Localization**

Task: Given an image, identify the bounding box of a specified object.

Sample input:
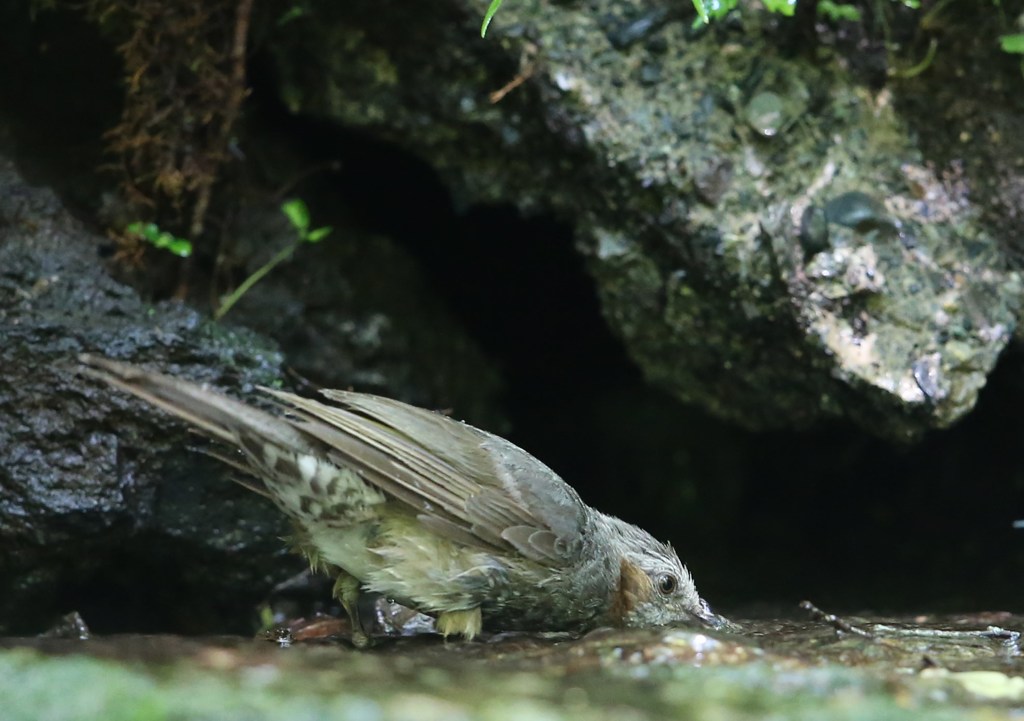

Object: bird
[79,354,726,644]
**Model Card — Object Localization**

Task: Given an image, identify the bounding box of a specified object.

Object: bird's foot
[436,607,482,640]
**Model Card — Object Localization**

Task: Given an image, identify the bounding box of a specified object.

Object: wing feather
[80,355,588,567]
[271,388,588,566]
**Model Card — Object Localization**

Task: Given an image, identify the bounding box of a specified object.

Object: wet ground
[1,609,1021,720]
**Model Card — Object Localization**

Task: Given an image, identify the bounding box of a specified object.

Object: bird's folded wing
[78,354,588,568]
[266,388,588,566]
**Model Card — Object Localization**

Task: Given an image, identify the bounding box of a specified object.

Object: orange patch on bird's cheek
[609,557,654,625]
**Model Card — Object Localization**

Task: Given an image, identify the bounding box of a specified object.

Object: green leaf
[280,199,310,232]
[153,231,175,248]
[763,0,797,16]
[1000,33,1024,55]
[818,1,861,22]
[712,0,740,17]
[693,0,738,23]
[140,223,162,242]
[304,226,333,243]
[167,238,193,257]
[481,0,502,37]
[125,221,191,258]
[691,0,709,23]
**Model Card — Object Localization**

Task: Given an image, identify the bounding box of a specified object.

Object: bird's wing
[79,355,587,567]
[264,388,589,566]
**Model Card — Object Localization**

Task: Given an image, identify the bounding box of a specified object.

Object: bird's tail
[78,354,397,524]
[78,353,312,457]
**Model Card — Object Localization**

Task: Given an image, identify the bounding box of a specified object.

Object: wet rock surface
[268,0,1022,439]
[0,153,296,634]
[1,612,1021,719]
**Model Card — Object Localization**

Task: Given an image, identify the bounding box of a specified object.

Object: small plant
[481,0,502,37]
[125,221,193,258]
[279,198,333,244]
[817,1,862,22]
[999,31,1024,77]
[214,199,332,320]
[1000,33,1024,54]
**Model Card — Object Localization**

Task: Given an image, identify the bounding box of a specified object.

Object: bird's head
[603,516,728,630]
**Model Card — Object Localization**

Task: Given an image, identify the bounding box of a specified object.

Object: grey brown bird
[79,354,725,643]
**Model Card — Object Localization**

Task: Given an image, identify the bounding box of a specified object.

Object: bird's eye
[657,573,678,595]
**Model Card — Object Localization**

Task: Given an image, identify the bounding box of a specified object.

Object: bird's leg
[436,607,482,640]
[332,571,371,648]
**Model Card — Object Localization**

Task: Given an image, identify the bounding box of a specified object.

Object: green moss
[0,640,1006,721]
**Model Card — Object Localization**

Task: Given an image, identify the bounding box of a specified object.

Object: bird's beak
[694,600,742,633]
